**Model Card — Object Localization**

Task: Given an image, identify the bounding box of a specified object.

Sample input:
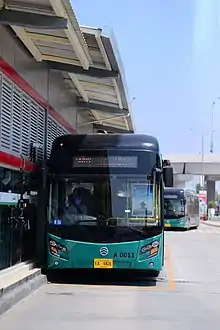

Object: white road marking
[192,227,220,234]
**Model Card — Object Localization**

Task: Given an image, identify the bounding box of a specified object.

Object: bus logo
[100,247,108,256]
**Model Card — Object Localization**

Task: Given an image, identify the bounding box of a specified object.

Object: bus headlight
[49,239,67,257]
[140,240,159,258]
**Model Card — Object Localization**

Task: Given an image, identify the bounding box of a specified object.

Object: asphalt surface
[1,222,220,329]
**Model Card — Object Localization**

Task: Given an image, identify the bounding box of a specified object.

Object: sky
[71,0,220,158]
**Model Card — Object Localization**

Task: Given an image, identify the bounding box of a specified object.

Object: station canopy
[1,0,134,133]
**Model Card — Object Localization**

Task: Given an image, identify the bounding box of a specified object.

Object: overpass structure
[164,154,220,204]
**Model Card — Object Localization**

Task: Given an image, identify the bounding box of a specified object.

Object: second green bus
[164,187,200,229]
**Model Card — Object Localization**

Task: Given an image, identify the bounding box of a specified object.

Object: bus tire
[148,270,160,278]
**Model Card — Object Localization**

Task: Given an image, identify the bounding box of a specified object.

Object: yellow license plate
[94,259,113,269]
[165,223,171,227]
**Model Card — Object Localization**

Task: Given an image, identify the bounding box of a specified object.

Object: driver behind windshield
[68,187,92,215]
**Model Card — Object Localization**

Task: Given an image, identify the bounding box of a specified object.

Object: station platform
[0,261,46,316]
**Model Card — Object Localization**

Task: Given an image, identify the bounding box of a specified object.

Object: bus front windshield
[48,175,161,242]
[164,196,185,219]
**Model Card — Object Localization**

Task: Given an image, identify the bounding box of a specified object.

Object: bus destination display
[164,195,179,199]
[73,156,138,168]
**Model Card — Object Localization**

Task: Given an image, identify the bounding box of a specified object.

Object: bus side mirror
[163,166,173,187]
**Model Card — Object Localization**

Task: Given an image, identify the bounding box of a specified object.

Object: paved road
[201,219,220,227]
[1,223,220,329]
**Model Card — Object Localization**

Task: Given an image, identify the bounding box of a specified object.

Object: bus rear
[46,134,173,276]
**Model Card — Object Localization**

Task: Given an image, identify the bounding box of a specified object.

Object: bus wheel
[186,220,190,230]
[147,270,160,278]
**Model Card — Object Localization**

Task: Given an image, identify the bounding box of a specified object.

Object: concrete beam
[45,60,119,78]
[174,182,186,188]
[76,101,128,114]
[93,123,131,133]
[173,174,194,189]
[0,8,68,29]
[174,174,194,182]
[164,153,220,163]
[205,174,220,181]
[207,180,215,204]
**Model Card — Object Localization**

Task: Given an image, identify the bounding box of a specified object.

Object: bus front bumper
[47,233,164,271]
[165,218,187,228]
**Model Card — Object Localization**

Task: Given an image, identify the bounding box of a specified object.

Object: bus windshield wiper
[126,226,146,236]
[106,224,147,238]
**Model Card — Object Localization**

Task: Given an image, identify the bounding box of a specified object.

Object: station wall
[0,27,95,272]
[0,26,93,169]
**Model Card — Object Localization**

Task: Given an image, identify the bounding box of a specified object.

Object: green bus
[164,188,200,230]
[46,134,173,276]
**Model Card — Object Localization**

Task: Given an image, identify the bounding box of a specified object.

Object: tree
[208,201,215,208]
[195,183,202,193]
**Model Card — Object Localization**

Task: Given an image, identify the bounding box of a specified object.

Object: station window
[0,167,20,194]
[0,165,39,270]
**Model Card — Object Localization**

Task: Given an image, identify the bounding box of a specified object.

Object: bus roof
[52,134,159,152]
[164,187,185,195]
[164,187,197,195]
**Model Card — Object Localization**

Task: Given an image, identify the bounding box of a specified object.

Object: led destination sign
[73,156,138,168]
